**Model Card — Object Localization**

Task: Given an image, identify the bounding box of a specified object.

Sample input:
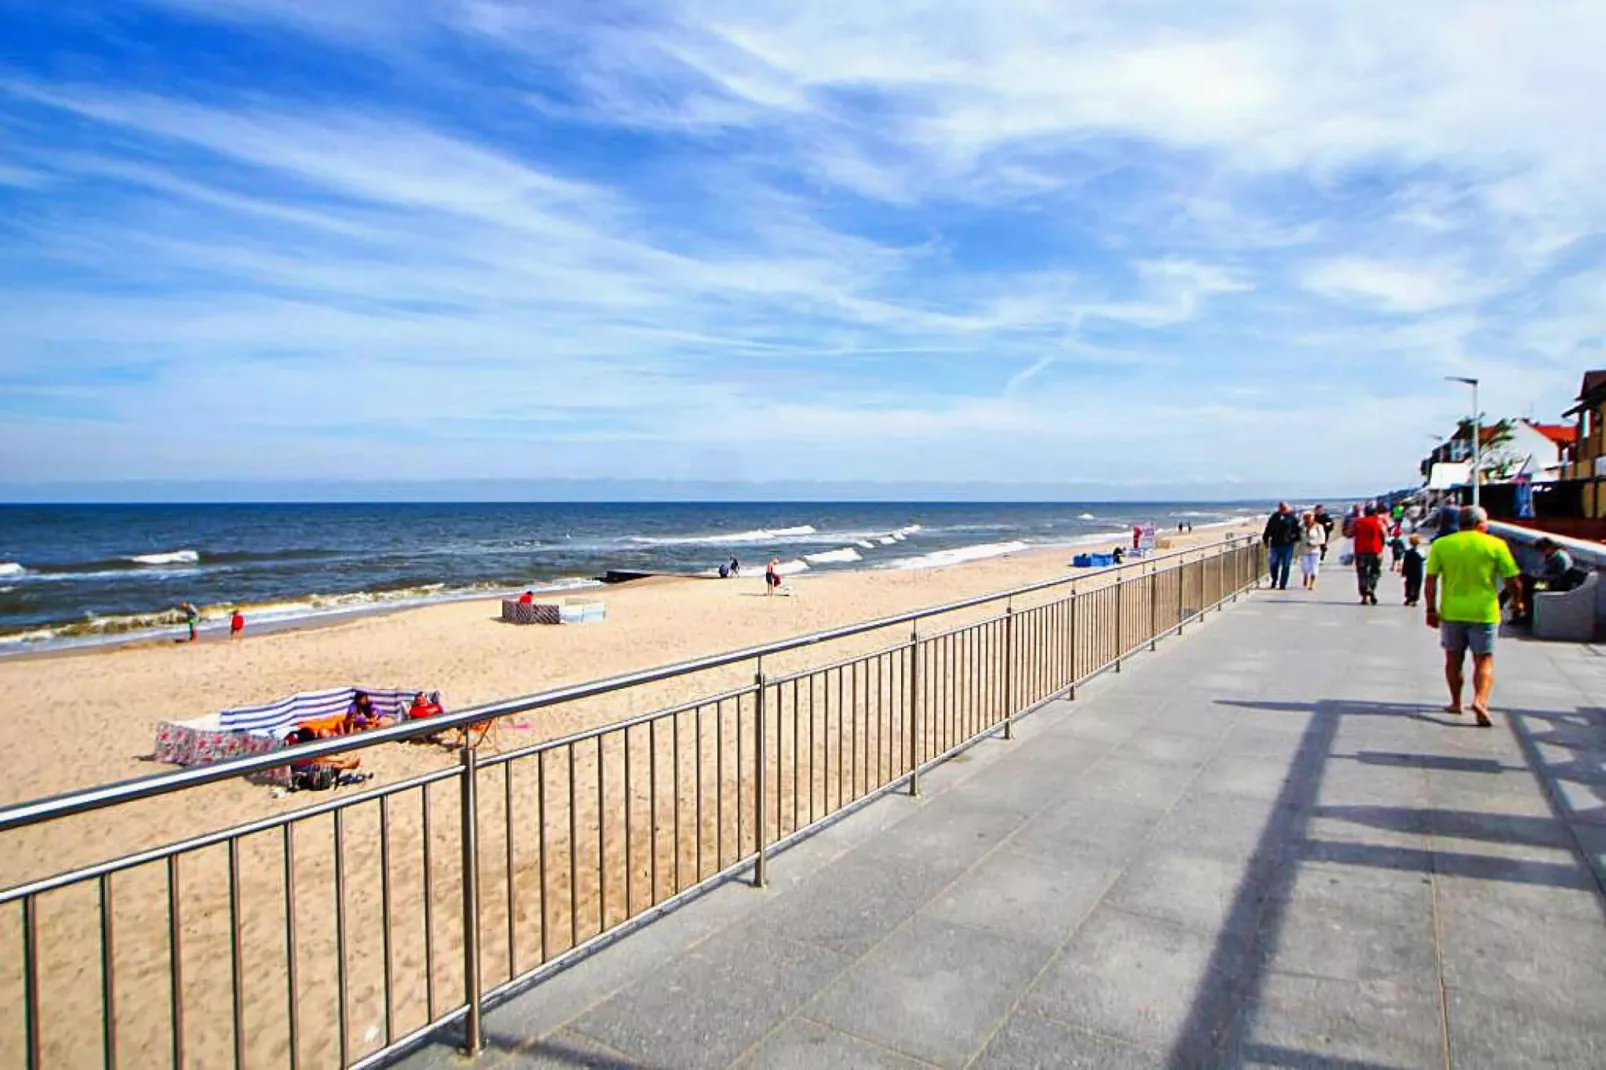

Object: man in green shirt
[1424,506,1523,726]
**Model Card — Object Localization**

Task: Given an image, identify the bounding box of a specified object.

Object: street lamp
[1446,376,1479,507]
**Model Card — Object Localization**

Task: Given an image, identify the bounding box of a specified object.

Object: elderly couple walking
[1261,502,1331,591]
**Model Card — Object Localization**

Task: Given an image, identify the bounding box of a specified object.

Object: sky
[2,0,1604,501]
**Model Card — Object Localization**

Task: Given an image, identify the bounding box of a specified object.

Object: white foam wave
[803,547,863,565]
[0,562,23,577]
[1077,513,1097,520]
[771,558,810,576]
[877,537,897,545]
[130,549,200,566]
[885,541,1031,570]
[855,540,875,550]
[630,525,819,546]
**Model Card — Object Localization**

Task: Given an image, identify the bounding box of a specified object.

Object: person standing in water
[179,601,199,642]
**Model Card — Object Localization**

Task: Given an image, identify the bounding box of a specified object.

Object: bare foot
[1470,703,1492,727]
[1442,703,1463,715]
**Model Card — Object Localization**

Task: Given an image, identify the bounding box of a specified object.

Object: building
[1560,370,1606,519]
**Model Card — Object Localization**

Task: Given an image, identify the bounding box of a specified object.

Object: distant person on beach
[179,602,199,642]
[1425,506,1522,726]
[1352,504,1390,605]
[1313,505,1335,560]
[765,559,782,595]
[730,557,741,577]
[230,610,244,639]
[1132,525,1142,550]
[1261,502,1301,590]
[344,690,393,732]
[286,726,361,786]
[1113,546,1126,564]
[517,590,535,605]
[1402,534,1425,606]
[1298,511,1326,589]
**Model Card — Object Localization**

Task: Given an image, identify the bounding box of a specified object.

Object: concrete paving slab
[1220,972,1443,1069]
[501,1030,642,1068]
[1103,846,1271,937]
[803,916,1053,1068]
[971,1011,1166,1070]
[757,848,956,958]
[1019,905,1244,1053]
[1444,986,1606,1069]
[919,844,1119,948]
[569,927,849,1068]
[734,1018,931,1070]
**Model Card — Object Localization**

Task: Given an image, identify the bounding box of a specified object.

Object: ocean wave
[1077,513,1097,520]
[0,576,606,649]
[877,536,897,545]
[771,558,810,576]
[885,540,1031,570]
[803,547,863,565]
[0,562,23,577]
[130,549,201,566]
[629,524,820,546]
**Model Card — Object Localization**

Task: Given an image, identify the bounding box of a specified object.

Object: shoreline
[0,522,1208,661]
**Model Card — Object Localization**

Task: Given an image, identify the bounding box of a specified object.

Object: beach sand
[0,524,1257,1067]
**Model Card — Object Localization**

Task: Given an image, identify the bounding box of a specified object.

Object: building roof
[1562,370,1606,417]
[1524,421,1577,446]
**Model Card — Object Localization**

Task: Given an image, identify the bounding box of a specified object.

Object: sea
[0,501,1268,652]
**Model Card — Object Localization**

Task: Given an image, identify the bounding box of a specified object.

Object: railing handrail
[0,534,1247,833]
[1488,519,1606,568]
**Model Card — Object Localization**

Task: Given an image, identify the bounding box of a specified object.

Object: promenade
[402,582,1606,1069]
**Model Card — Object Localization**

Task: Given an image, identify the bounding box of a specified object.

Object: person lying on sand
[286,727,361,771]
[408,691,443,719]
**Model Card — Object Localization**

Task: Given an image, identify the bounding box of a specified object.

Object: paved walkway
[403,580,1606,1069]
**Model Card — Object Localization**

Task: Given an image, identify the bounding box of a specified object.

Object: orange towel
[298,713,346,738]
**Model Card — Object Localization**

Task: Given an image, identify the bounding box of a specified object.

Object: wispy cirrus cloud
[1,0,1602,496]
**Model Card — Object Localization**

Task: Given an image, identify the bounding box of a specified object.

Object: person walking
[1425,506,1523,726]
[1313,504,1335,561]
[1298,511,1326,589]
[1351,504,1390,604]
[1261,502,1302,590]
[1401,534,1426,606]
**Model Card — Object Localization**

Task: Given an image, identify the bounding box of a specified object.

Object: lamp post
[1446,376,1479,507]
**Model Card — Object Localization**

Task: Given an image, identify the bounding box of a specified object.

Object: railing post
[459,746,483,1056]
[753,666,768,888]
[908,626,921,796]
[1148,563,1158,650]
[1003,605,1015,740]
[1113,574,1124,672]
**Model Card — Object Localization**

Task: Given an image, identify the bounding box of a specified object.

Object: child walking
[1401,534,1425,606]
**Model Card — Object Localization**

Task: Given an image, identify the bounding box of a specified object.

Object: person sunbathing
[286,727,361,771]
[343,690,395,732]
[408,691,443,719]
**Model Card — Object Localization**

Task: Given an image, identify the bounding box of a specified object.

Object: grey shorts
[1440,620,1497,656]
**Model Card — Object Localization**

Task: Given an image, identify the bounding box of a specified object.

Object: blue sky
[2,0,1604,499]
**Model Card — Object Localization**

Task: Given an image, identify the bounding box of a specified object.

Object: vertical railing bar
[715,700,725,870]
[167,854,185,1070]
[228,836,246,1070]
[100,872,118,1070]
[792,678,800,836]
[836,668,845,813]
[695,706,704,882]
[754,663,768,887]
[380,797,395,1047]
[1004,604,1015,739]
[22,893,41,1070]
[596,735,607,936]
[334,809,349,1070]
[504,761,517,979]
[460,746,483,1056]
[283,824,301,1070]
[671,713,682,897]
[623,726,633,920]
[421,788,436,1024]
[650,719,659,907]
[568,744,578,953]
[850,659,859,802]
[538,749,549,965]
[908,627,920,794]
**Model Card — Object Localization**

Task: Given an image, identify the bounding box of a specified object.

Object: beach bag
[292,765,338,792]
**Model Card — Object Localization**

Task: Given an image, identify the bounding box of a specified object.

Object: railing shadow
[1162,695,1606,1068]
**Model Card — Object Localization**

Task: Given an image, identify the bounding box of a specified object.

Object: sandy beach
[0,524,1256,1068]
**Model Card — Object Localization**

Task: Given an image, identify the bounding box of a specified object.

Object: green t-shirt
[1425,531,1520,624]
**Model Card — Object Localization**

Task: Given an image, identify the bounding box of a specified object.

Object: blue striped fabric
[218,687,419,733]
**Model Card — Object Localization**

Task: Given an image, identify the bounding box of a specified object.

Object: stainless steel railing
[0,536,1263,1069]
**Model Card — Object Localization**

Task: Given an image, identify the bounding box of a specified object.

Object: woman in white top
[1299,511,1326,589]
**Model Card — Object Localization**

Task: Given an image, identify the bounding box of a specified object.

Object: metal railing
[0,536,1263,1069]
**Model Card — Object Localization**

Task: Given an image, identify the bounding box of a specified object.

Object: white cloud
[1300,257,1484,314]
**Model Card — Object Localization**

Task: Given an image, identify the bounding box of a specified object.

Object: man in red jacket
[1352,503,1390,605]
